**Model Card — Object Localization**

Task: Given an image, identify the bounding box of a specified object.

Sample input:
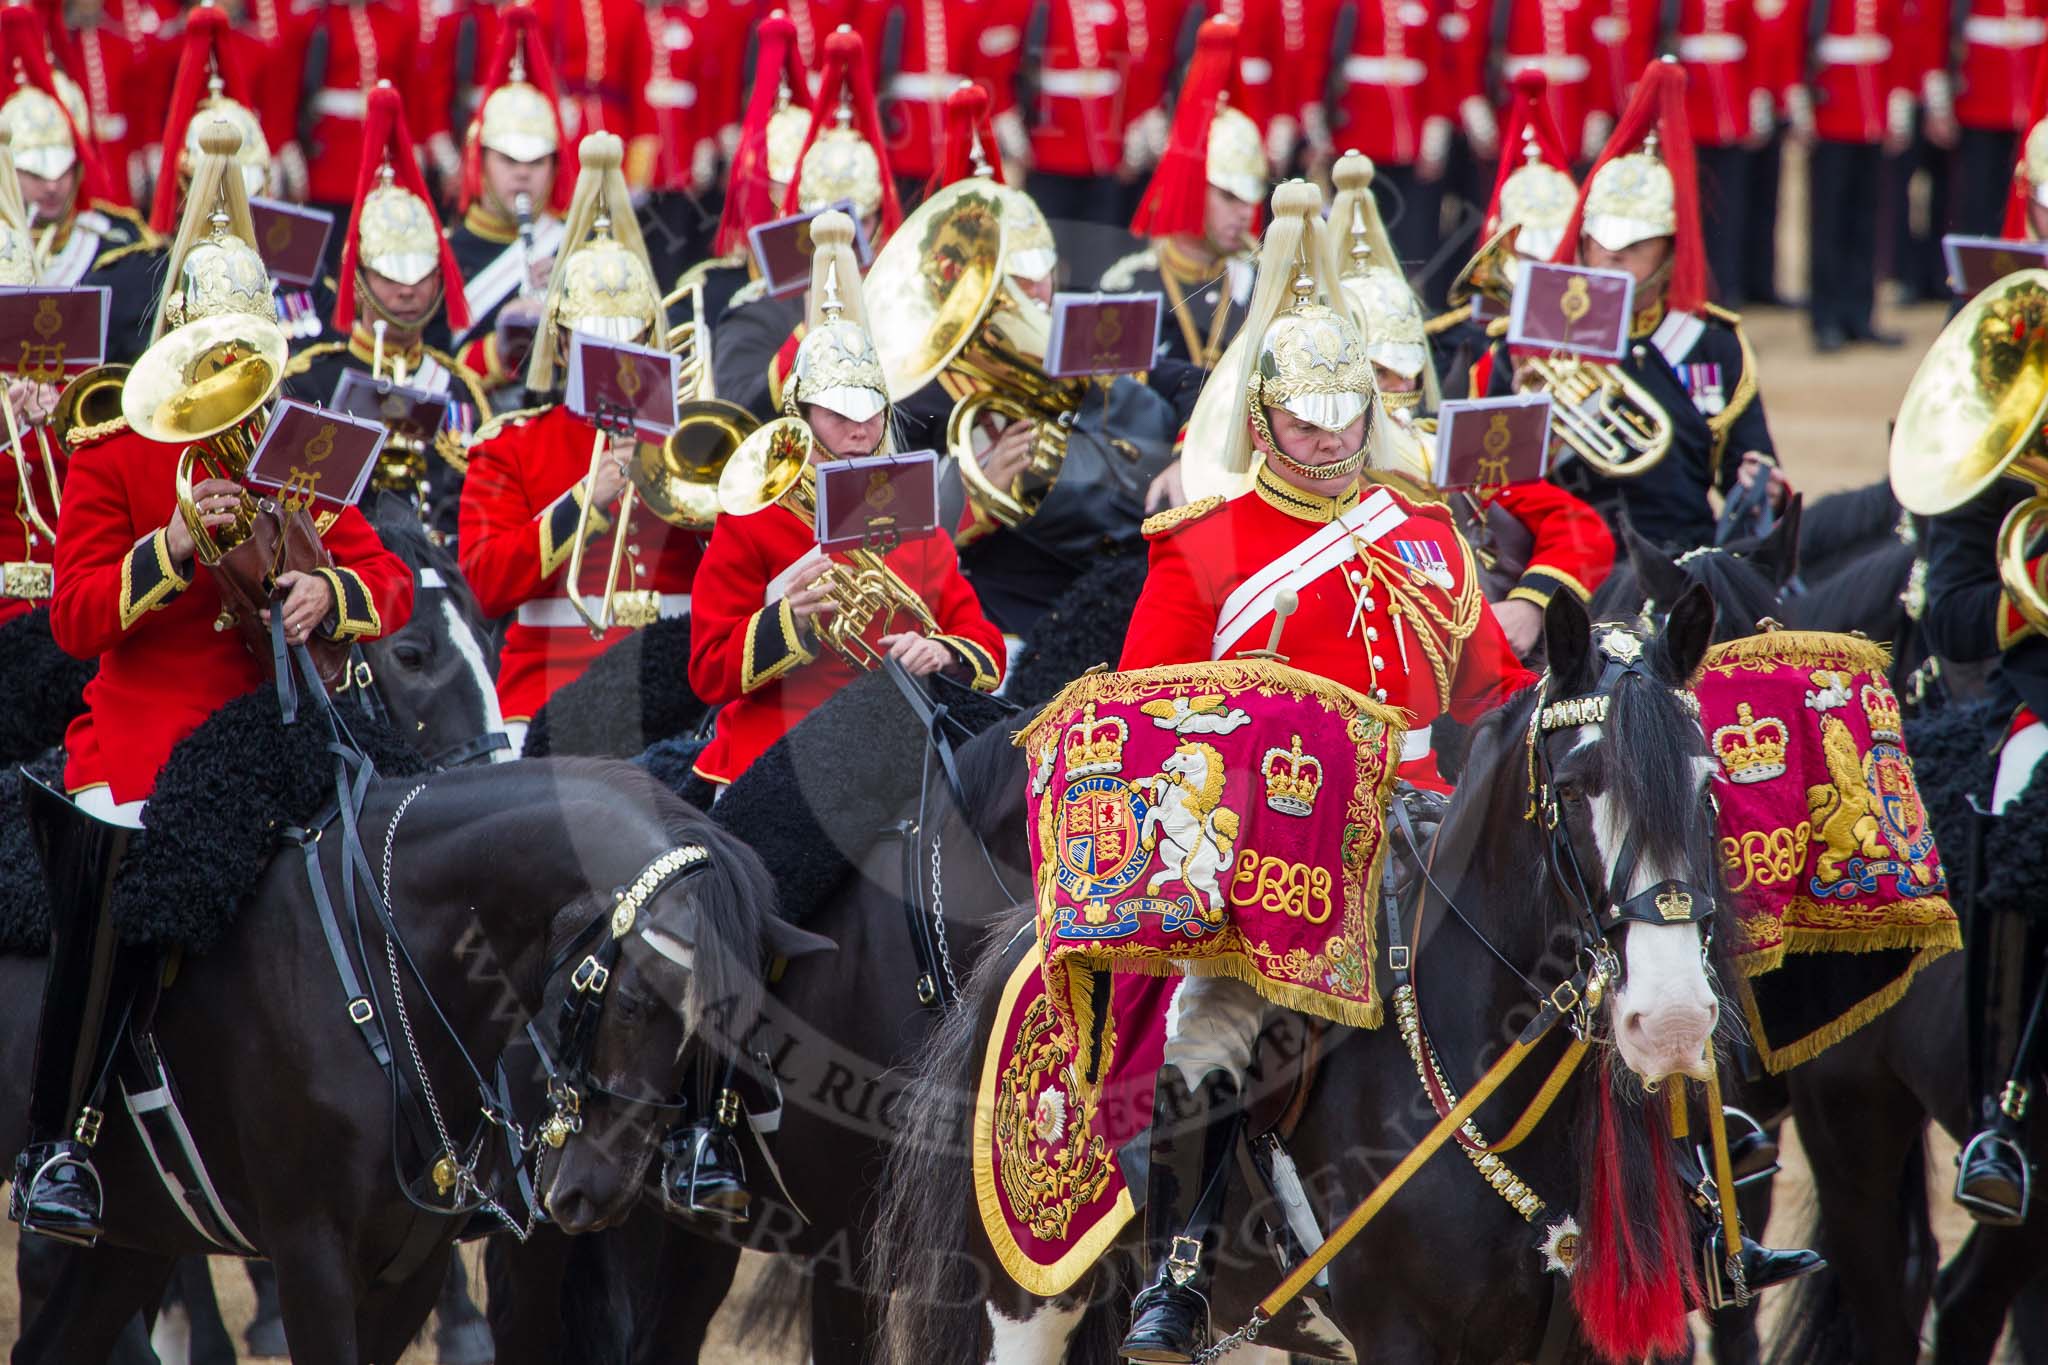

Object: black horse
[873,589,1736,1362]
[0,759,794,1363]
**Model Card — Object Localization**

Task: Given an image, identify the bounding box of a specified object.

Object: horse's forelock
[1601,673,1715,902]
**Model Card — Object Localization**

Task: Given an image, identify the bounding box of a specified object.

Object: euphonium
[868,182,1091,529]
[1892,267,2048,631]
[716,416,941,669]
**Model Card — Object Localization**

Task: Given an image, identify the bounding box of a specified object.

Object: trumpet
[868,181,1092,529]
[560,264,757,635]
[1893,268,2048,631]
[717,416,941,670]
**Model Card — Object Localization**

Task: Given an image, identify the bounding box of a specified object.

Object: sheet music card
[1432,394,1553,495]
[244,399,385,511]
[1942,234,2048,297]
[248,197,336,287]
[749,202,872,299]
[566,332,680,440]
[814,449,940,552]
[329,369,451,448]
[1507,262,1635,361]
[0,286,109,379]
[1045,292,1163,377]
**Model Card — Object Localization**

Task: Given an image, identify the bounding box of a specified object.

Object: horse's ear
[1624,523,1692,611]
[1658,582,1716,683]
[1746,493,1803,588]
[1543,590,1595,693]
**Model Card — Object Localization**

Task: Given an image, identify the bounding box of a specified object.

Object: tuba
[868,182,1091,529]
[558,258,758,635]
[124,312,352,688]
[717,416,941,669]
[51,364,130,451]
[1892,267,2048,631]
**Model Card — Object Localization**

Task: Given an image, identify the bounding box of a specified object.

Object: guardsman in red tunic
[689,208,1003,790]
[446,8,573,393]
[1018,0,1185,226]
[1100,17,1266,381]
[1677,0,1776,304]
[1791,0,1926,349]
[54,0,153,207]
[9,122,411,1244]
[1115,180,1537,1360]
[0,134,58,629]
[145,3,279,238]
[1500,0,1614,165]
[285,0,443,220]
[1329,151,1613,660]
[1330,0,1454,288]
[625,0,753,275]
[459,132,703,750]
[1948,0,2048,233]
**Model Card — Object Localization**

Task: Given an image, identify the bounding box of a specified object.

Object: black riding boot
[1673,1140,1823,1309]
[8,774,136,1247]
[1954,798,2041,1225]
[1120,1069,1244,1364]
[659,1056,750,1224]
[1955,953,2041,1224]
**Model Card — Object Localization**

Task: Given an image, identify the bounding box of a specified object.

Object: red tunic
[1120,467,1537,791]
[1806,0,1920,143]
[1488,478,1617,608]
[878,0,1021,180]
[628,0,755,192]
[50,427,413,803]
[1333,0,1445,167]
[1027,0,1183,177]
[0,437,62,628]
[1953,0,2048,132]
[1498,0,1607,159]
[1677,0,1762,147]
[458,405,707,723]
[290,0,441,203]
[688,499,1005,784]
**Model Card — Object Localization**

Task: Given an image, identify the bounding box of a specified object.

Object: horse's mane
[953,711,1037,841]
[1798,479,1900,580]
[1589,547,1780,643]
[1776,539,1915,640]
[366,492,458,576]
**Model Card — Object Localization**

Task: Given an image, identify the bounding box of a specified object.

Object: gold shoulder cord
[1351,531,1483,712]
[1159,258,1235,369]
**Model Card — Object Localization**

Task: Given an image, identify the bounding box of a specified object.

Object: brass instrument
[1513,351,1672,479]
[1891,267,2048,631]
[0,375,63,547]
[1443,223,1672,479]
[560,261,757,633]
[869,181,1091,529]
[51,364,130,450]
[717,415,941,669]
[124,312,289,565]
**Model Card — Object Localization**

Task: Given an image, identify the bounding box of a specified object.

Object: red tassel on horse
[1572,1060,1696,1363]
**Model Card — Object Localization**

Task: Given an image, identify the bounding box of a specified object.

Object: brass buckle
[716,1089,742,1128]
[2001,1080,2031,1121]
[570,955,610,995]
[1547,979,1581,1017]
[348,997,375,1025]
[610,589,661,629]
[1388,945,1411,973]
[1166,1234,1203,1286]
[73,1106,103,1148]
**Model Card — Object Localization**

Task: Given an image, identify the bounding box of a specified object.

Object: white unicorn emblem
[1133,741,1241,921]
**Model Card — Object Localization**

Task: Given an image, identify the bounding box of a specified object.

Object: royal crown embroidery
[1655,887,1695,922]
[1861,680,1903,745]
[1064,702,1129,780]
[1713,702,1789,784]
[1260,733,1324,817]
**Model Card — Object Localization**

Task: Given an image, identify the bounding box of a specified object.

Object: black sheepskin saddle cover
[1004,544,1147,707]
[645,671,1014,925]
[522,615,707,759]
[0,687,427,956]
[0,608,94,766]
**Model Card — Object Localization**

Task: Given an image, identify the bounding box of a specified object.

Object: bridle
[531,845,712,1150]
[1523,627,1718,983]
